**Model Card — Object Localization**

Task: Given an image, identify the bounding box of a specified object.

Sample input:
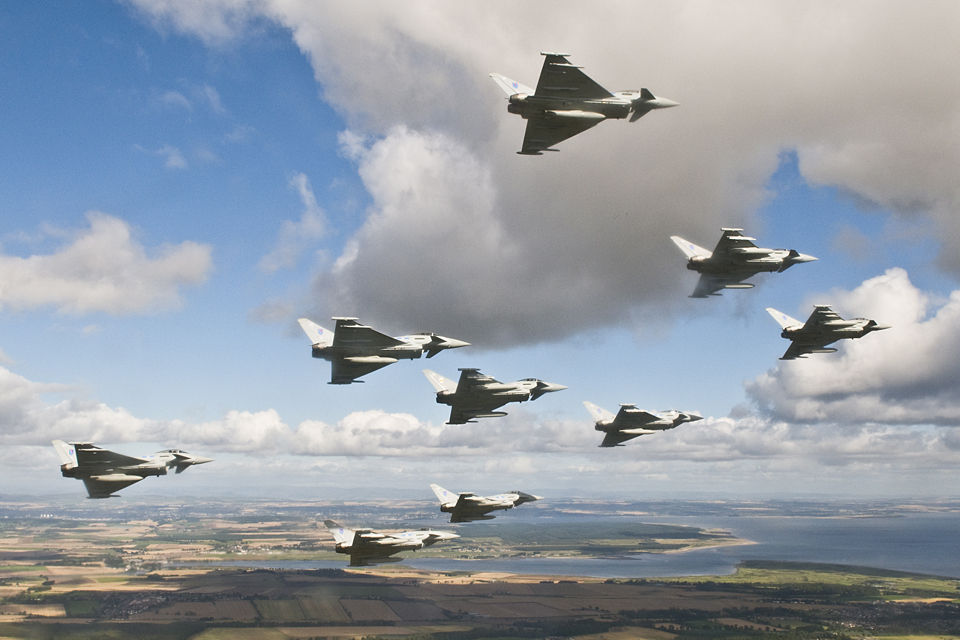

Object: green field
[661,560,960,600]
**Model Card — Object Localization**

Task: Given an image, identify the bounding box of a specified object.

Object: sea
[206,510,960,580]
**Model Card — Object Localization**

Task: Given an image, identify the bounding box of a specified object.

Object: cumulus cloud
[126,0,960,344]
[3,360,958,495]
[287,409,593,457]
[258,173,327,273]
[747,268,960,425]
[0,212,212,314]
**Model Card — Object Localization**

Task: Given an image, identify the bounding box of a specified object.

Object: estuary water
[207,511,960,579]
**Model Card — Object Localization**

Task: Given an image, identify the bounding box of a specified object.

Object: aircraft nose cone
[872,324,891,331]
[541,383,568,393]
[654,97,680,109]
[797,253,818,263]
[686,413,704,423]
[190,456,214,465]
[443,338,470,349]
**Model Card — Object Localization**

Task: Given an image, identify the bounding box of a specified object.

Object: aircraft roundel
[512,82,518,89]
[338,528,343,534]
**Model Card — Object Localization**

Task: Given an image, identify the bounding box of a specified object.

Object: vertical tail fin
[323,520,355,546]
[430,484,459,507]
[583,401,616,425]
[670,236,712,259]
[766,308,801,329]
[52,440,78,468]
[489,73,534,97]
[423,370,457,393]
[298,318,334,347]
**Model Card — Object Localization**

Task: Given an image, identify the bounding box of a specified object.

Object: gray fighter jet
[424,368,567,424]
[323,520,459,566]
[767,305,890,360]
[584,401,702,448]
[430,484,542,523]
[490,52,678,155]
[52,440,213,499]
[671,229,817,298]
[299,317,469,384]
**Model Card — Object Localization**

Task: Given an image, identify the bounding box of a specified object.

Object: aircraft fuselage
[507,93,635,121]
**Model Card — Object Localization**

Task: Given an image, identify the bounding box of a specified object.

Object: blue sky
[3,1,960,500]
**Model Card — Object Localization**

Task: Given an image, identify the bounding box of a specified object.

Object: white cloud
[747,268,960,425]
[258,173,327,273]
[1,360,958,495]
[0,212,212,314]
[126,0,960,344]
[158,144,187,169]
[159,89,191,110]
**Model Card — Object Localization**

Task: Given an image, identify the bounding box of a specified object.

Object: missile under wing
[52,441,213,499]
[584,401,702,448]
[430,484,542,523]
[323,519,458,566]
[299,317,468,384]
[490,53,678,155]
[671,229,817,298]
[766,305,890,360]
[424,368,567,424]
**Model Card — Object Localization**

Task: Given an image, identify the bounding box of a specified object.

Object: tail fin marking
[430,484,458,507]
[489,73,534,97]
[583,401,616,424]
[766,308,802,329]
[423,370,457,393]
[670,236,712,259]
[298,318,335,347]
[52,440,79,468]
[324,520,355,546]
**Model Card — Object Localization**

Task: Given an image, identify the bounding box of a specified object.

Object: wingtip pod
[766,307,801,329]
[298,318,334,347]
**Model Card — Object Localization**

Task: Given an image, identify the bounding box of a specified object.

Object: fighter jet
[52,440,213,499]
[430,484,542,523]
[671,229,817,298]
[423,368,567,424]
[323,520,459,566]
[584,401,703,448]
[766,305,890,360]
[298,317,469,385]
[490,52,678,155]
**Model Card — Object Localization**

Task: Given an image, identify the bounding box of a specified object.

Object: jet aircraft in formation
[430,484,542,522]
[766,305,889,360]
[671,228,817,298]
[323,520,458,566]
[52,441,212,499]
[583,402,702,448]
[299,317,468,384]
[490,52,678,155]
[423,368,567,424]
